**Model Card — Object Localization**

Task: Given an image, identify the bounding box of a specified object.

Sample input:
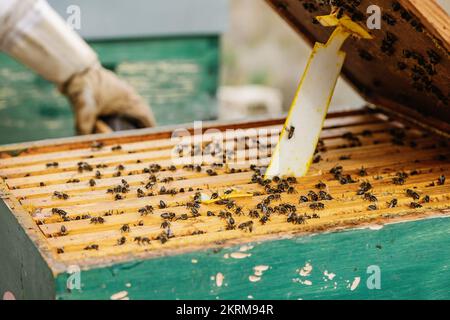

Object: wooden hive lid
[266,0,450,133]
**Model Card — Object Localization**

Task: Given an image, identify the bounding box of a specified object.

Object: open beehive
[0,0,449,300]
[0,107,449,298]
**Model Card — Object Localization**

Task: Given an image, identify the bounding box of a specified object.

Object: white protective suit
[0,0,156,134]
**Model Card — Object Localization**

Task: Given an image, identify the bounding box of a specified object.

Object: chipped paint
[216,272,224,287]
[230,252,251,259]
[324,270,336,280]
[297,262,313,277]
[239,245,254,252]
[249,275,261,282]
[350,277,361,291]
[293,278,313,286]
[253,265,269,277]
[110,290,128,300]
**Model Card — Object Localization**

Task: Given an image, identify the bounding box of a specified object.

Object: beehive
[0,0,449,300]
[0,106,449,299]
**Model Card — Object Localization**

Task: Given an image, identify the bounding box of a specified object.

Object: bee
[387,199,398,208]
[234,206,243,215]
[161,220,171,229]
[168,165,177,171]
[249,210,260,218]
[137,188,145,198]
[46,162,59,168]
[159,200,167,209]
[309,202,325,210]
[359,167,368,177]
[392,177,405,185]
[368,205,378,211]
[226,201,236,210]
[308,191,319,202]
[287,126,295,139]
[287,177,297,184]
[160,177,174,183]
[318,191,333,201]
[111,145,122,151]
[177,214,189,221]
[77,161,93,173]
[238,221,254,232]
[363,193,378,202]
[422,195,430,203]
[53,191,69,200]
[225,217,236,230]
[287,212,306,225]
[57,248,64,254]
[211,192,219,200]
[438,175,446,185]
[117,237,126,246]
[357,182,373,195]
[191,208,201,218]
[258,213,270,225]
[137,220,144,226]
[207,211,215,217]
[60,225,68,236]
[315,181,326,190]
[157,232,169,244]
[39,182,46,187]
[410,202,423,209]
[84,244,99,251]
[52,208,68,218]
[88,179,96,187]
[138,205,154,216]
[160,212,176,221]
[406,189,420,200]
[121,224,130,233]
[90,217,105,224]
[313,154,322,164]
[287,186,296,194]
[95,170,102,179]
[299,195,309,203]
[134,237,151,245]
[114,194,123,201]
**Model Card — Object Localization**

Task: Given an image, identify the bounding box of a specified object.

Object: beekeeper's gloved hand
[0,0,156,134]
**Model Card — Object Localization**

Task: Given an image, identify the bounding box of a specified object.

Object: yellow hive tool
[265,12,372,178]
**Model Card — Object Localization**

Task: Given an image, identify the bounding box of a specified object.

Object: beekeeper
[0,0,156,134]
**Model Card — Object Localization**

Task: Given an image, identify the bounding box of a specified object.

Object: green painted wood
[55,217,450,300]
[0,200,55,299]
[0,36,219,144]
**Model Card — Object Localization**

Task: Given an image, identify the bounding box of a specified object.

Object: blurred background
[0,0,448,144]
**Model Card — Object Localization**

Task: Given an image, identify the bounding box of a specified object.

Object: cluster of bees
[46,124,448,255]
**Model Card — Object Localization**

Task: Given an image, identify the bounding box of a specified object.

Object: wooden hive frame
[1,106,449,294]
[266,0,450,132]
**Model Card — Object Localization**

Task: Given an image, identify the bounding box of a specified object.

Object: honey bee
[287,126,295,140]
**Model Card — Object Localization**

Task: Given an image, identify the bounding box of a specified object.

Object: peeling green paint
[55,217,450,300]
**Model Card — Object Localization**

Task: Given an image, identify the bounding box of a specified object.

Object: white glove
[0,0,156,134]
